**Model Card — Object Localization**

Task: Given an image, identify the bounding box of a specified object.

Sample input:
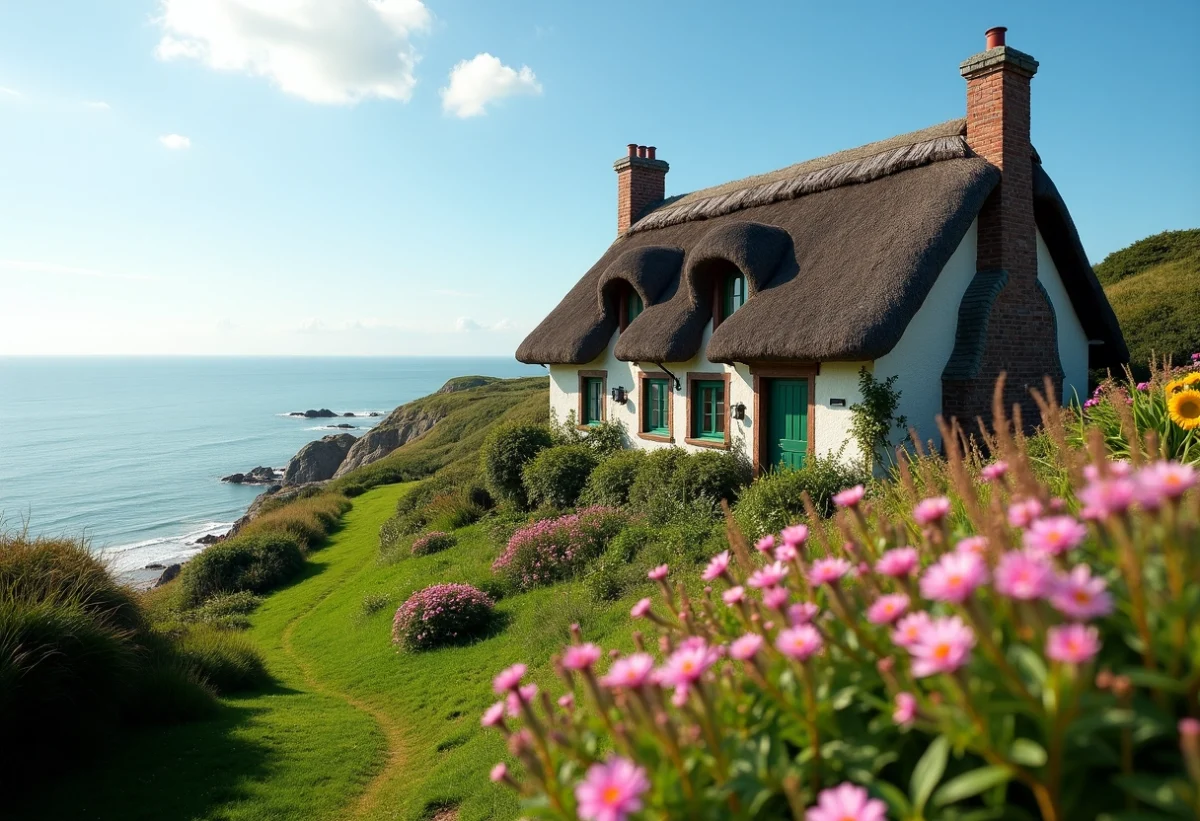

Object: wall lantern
[732,402,746,420]
[611,386,628,405]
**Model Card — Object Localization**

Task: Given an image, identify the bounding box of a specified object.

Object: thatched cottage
[516,28,1127,471]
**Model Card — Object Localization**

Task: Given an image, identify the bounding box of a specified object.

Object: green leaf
[1009,738,1047,768]
[931,766,1013,807]
[911,735,950,812]
[872,780,913,816]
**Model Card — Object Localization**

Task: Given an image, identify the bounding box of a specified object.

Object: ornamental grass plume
[481,377,1200,820]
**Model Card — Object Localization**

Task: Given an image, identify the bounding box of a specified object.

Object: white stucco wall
[1036,229,1089,405]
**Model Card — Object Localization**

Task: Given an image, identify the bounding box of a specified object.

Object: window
[583,378,604,426]
[627,290,644,325]
[723,274,746,319]
[693,380,725,441]
[643,378,670,436]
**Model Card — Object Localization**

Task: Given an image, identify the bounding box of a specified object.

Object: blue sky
[0,0,1195,356]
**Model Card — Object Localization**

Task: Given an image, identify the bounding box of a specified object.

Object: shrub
[123,653,218,726]
[492,506,629,592]
[521,444,599,509]
[186,590,262,630]
[733,454,869,539]
[411,531,457,557]
[391,584,494,651]
[361,592,390,616]
[582,449,647,507]
[848,367,908,471]
[481,422,555,507]
[179,532,306,606]
[176,625,271,694]
[422,492,486,532]
[238,493,350,549]
[671,449,751,505]
[628,448,751,524]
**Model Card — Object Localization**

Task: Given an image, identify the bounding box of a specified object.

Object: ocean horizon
[0,356,543,575]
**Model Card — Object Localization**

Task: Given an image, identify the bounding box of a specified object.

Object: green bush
[187,591,262,630]
[628,448,751,524]
[521,444,599,509]
[123,653,218,726]
[176,625,271,694]
[582,449,647,507]
[422,492,486,532]
[411,531,457,557]
[237,493,350,549]
[480,422,554,507]
[732,454,869,539]
[179,532,306,606]
[583,518,722,603]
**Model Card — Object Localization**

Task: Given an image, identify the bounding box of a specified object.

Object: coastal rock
[144,563,166,570]
[283,433,357,485]
[369,412,381,417]
[332,423,356,429]
[222,466,282,485]
[343,412,356,417]
[196,534,221,545]
[154,564,182,587]
[333,406,442,478]
[302,408,337,418]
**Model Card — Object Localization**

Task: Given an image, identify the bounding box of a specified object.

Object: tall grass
[238,493,351,548]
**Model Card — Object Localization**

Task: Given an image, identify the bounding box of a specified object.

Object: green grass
[1104,253,1200,376]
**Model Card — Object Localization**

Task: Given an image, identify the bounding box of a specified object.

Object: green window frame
[627,290,644,325]
[723,274,746,319]
[583,377,604,426]
[693,380,725,441]
[643,378,670,435]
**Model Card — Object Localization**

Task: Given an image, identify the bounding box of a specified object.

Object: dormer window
[618,284,644,332]
[713,271,747,329]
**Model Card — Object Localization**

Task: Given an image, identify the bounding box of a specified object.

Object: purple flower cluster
[391,583,493,651]
[411,530,456,557]
[492,506,627,591]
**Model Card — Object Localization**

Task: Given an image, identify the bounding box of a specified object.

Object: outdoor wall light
[732,402,746,420]
[611,386,628,405]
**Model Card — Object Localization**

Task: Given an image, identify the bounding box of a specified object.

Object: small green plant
[480,422,555,508]
[581,449,646,507]
[360,592,390,616]
[521,444,600,509]
[849,367,908,471]
[411,531,457,557]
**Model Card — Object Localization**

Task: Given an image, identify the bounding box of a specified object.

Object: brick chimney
[614,144,668,234]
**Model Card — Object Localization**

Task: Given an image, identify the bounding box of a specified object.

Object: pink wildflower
[788,602,820,625]
[913,496,951,526]
[1137,461,1198,507]
[562,643,603,670]
[481,701,506,727]
[1136,381,1150,391]
[893,692,917,726]
[701,550,731,582]
[748,561,788,589]
[506,684,538,717]
[909,615,975,677]
[808,557,852,587]
[875,546,919,578]
[775,542,798,562]
[805,782,887,821]
[1078,476,1137,520]
[729,633,764,661]
[557,693,575,710]
[1193,352,1200,362]
[575,757,650,821]
[981,461,1008,482]
[489,762,508,783]
[919,551,988,603]
[763,586,789,610]
[1180,717,1200,738]
[955,535,989,556]
[658,642,719,690]
[630,598,652,619]
[781,523,809,546]
[1023,516,1088,556]
[1049,565,1113,620]
[755,534,776,554]
[1084,461,1132,482]
[994,550,1053,600]
[722,585,745,605]
[867,593,910,625]
[1007,498,1043,528]
[892,611,931,648]
[833,484,866,508]
[647,564,668,581]
[776,625,823,661]
[599,653,656,689]
[1046,623,1101,664]
[493,663,526,694]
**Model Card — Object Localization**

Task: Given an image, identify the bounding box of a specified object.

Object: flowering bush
[391,583,493,651]
[479,394,1200,820]
[492,506,628,592]
[411,530,457,557]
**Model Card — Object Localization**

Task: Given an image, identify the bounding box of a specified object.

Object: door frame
[751,363,819,476]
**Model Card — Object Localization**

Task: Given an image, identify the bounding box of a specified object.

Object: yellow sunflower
[1168,389,1200,431]
[1166,372,1200,394]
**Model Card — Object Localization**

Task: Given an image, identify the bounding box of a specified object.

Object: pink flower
[575,757,650,821]
[1193,352,1200,362]
[722,585,745,605]
[782,524,809,546]
[875,547,919,578]
[955,535,988,556]
[658,642,719,689]
[892,611,931,648]
[808,557,852,587]
[506,684,538,717]
[1046,623,1101,664]
[729,633,764,661]
[755,534,776,554]
[776,625,823,661]
[493,663,526,694]
[748,561,788,589]
[788,602,820,625]
[994,550,1053,600]
[599,653,656,689]
[630,598,652,619]
[481,701,506,727]
[913,496,951,526]
[981,461,1008,482]
[1137,461,1198,507]
[1023,516,1088,555]
[1007,498,1043,528]
[558,693,575,710]
[775,543,798,562]
[1084,461,1132,482]
[1136,381,1150,391]
[490,762,508,783]
[1078,476,1137,520]
[647,564,669,581]
[763,586,789,609]
[805,782,887,821]
[833,484,866,508]
[562,643,602,670]
[867,593,910,625]
[919,551,988,603]
[701,550,731,582]
[908,615,975,677]
[1180,717,1200,739]
[893,692,917,726]
[1049,565,1113,620]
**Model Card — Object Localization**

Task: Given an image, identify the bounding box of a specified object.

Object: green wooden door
[767,379,808,469]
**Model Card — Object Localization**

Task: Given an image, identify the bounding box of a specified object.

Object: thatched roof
[516,119,1126,368]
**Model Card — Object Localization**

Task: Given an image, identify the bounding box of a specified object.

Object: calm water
[0,357,542,572]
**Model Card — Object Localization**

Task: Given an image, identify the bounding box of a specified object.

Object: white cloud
[441,53,541,118]
[154,0,432,105]
[159,133,192,149]
[85,100,111,110]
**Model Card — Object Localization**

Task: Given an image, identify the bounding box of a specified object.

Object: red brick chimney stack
[614,143,669,235]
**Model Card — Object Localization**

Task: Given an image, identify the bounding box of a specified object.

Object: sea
[0,357,542,578]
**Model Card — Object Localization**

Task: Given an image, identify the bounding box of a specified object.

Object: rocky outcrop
[333,405,442,477]
[436,375,499,394]
[289,408,338,418]
[284,433,357,485]
[222,466,283,484]
[154,564,181,587]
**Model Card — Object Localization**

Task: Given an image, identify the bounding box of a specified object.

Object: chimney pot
[985,26,1007,49]
[614,143,669,234]
[637,146,647,158]
[627,143,638,157]
[646,146,656,160]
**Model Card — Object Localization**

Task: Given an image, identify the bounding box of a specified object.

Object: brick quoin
[614,144,669,235]
[943,28,1063,433]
